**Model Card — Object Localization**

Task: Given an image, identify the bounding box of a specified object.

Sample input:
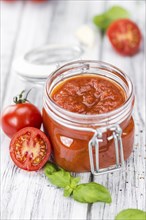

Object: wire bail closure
[88,124,125,175]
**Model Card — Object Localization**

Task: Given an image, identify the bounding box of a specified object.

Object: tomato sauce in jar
[43,61,135,173]
[51,75,126,114]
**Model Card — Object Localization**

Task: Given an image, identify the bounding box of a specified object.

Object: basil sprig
[44,162,112,204]
[73,182,112,203]
[115,209,146,220]
[93,6,130,32]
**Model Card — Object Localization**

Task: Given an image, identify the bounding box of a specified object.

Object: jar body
[43,108,134,172]
[43,60,135,173]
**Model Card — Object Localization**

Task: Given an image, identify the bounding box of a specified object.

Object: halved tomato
[107,19,142,56]
[10,127,51,171]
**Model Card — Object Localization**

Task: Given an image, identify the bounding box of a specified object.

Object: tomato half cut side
[107,19,142,56]
[10,127,51,171]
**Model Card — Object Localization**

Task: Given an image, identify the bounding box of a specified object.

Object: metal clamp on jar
[89,124,124,175]
[43,60,135,175]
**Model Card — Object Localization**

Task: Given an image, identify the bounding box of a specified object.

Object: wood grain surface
[1,1,145,219]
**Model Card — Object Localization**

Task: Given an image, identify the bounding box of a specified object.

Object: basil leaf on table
[44,162,112,204]
[70,176,80,188]
[93,6,130,32]
[44,162,58,175]
[45,168,71,188]
[64,185,74,197]
[73,182,112,204]
[115,209,146,220]
[63,177,81,197]
[106,6,130,20]
[44,162,81,189]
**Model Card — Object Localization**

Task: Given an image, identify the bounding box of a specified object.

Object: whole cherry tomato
[10,127,51,171]
[107,19,142,56]
[1,90,42,138]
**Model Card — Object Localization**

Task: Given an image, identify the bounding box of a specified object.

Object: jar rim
[44,60,134,126]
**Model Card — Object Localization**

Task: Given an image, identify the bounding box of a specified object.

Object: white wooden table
[1,1,145,219]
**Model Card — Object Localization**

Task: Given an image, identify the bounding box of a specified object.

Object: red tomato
[10,127,51,171]
[1,90,42,138]
[2,103,42,138]
[107,19,142,56]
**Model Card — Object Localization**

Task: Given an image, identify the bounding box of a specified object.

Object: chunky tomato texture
[10,127,51,171]
[1,103,42,138]
[107,19,142,56]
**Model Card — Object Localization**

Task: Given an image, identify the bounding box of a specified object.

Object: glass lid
[12,43,84,83]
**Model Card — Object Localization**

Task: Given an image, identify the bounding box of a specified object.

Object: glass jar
[43,60,135,175]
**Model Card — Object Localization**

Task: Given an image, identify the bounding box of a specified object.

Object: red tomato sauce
[51,75,126,114]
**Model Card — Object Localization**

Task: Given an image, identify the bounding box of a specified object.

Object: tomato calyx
[13,89,31,104]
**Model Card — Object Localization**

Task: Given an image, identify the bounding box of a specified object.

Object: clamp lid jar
[43,60,135,175]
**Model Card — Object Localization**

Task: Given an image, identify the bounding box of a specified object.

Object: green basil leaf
[115,209,146,220]
[44,163,112,204]
[63,177,80,197]
[70,177,80,188]
[63,185,73,197]
[44,162,58,175]
[93,6,130,32]
[106,6,130,20]
[93,13,111,32]
[45,169,71,188]
[73,182,112,204]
